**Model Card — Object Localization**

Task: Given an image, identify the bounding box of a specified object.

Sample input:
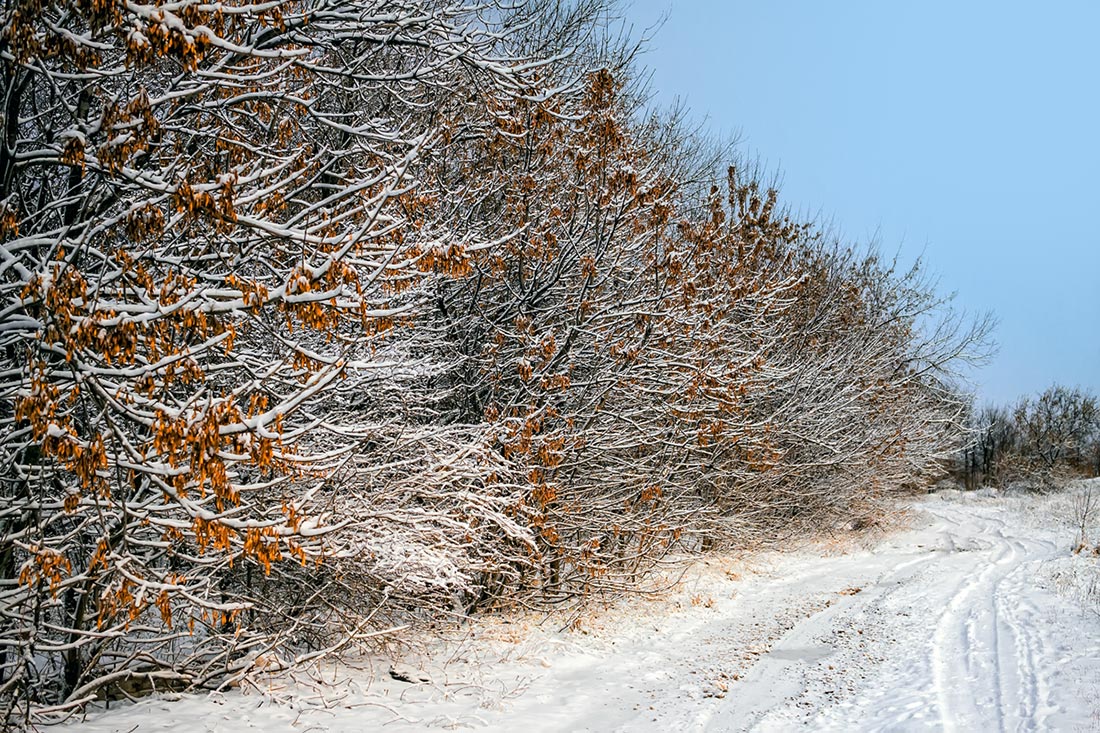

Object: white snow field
[65,481,1100,733]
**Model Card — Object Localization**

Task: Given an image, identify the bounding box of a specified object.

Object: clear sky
[624,0,1099,405]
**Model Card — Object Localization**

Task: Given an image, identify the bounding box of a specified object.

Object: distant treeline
[954,386,1100,489]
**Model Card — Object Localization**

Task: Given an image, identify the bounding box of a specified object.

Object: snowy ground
[64,481,1100,732]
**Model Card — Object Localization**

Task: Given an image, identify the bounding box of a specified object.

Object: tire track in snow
[921,504,1059,733]
[704,547,944,731]
[928,510,1008,733]
[710,498,1069,733]
[995,538,1059,731]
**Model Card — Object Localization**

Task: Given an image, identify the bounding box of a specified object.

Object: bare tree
[954,386,1099,489]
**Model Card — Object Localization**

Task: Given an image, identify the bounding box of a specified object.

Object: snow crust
[63,480,1100,732]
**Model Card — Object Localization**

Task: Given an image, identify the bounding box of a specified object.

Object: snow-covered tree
[0,0,574,719]
[0,0,991,722]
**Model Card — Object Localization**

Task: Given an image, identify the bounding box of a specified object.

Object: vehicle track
[925,504,1060,733]
[709,498,1067,732]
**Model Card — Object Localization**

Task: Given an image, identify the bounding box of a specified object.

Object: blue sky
[625,0,1099,405]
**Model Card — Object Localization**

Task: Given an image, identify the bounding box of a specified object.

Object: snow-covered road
[67,484,1100,733]
[705,496,1093,732]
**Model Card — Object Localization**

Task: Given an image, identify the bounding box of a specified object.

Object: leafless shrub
[1073,483,1099,554]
